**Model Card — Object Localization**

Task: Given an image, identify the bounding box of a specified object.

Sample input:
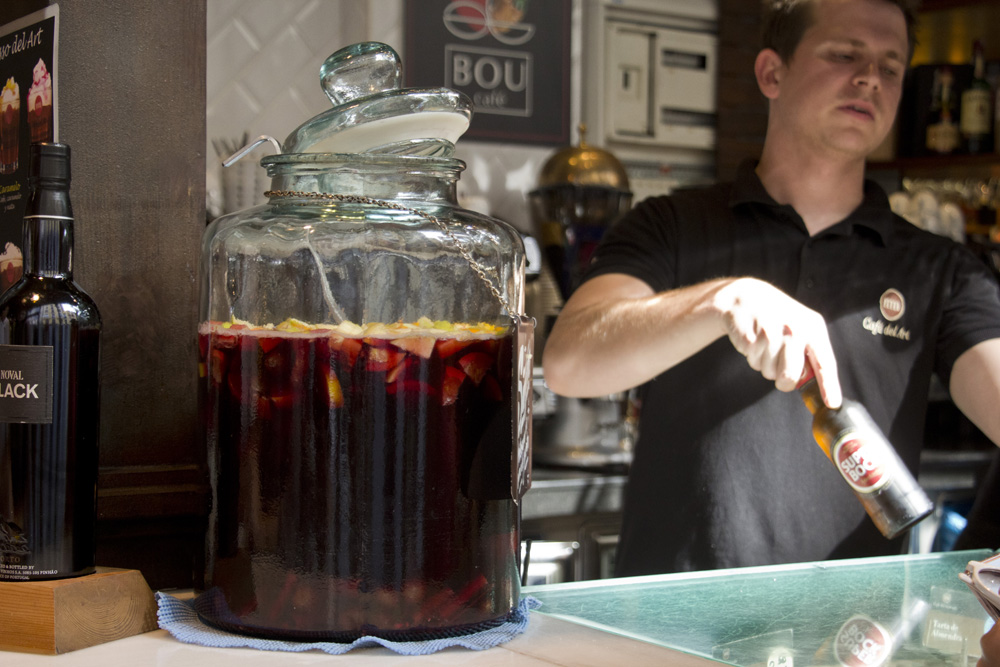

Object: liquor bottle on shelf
[0,143,102,581]
[798,368,933,540]
[927,66,960,155]
[960,40,993,155]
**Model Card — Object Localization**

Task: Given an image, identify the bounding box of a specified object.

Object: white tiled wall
[206,0,550,233]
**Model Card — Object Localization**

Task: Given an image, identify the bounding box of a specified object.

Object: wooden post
[0,567,158,655]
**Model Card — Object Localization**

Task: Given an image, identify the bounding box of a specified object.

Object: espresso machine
[527,126,637,470]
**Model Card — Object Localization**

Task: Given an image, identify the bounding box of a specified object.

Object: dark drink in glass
[198,317,519,640]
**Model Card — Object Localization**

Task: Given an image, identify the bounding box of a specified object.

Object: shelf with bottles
[918,0,993,11]
[868,152,1000,179]
[887,62,996,165]
[869,3,999,176]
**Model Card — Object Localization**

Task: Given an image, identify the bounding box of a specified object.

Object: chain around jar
[264,190,520,323]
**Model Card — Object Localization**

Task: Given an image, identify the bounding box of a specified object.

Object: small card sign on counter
[0,4,58,294]
[922,584,988,658]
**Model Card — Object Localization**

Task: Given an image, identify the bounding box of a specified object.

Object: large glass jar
[196,43,530,641]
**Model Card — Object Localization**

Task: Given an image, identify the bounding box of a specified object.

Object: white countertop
[6,551,987,665]
[1,610,713,666]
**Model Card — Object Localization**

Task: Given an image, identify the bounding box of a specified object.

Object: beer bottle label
[0,344,53,423]
[832,430,891,493]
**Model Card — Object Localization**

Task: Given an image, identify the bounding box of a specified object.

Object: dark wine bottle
[960,40,993,155]
[799,370,933,539]
[0,143,102,581]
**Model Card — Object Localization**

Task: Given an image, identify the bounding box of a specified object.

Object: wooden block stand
[0,567,158,655]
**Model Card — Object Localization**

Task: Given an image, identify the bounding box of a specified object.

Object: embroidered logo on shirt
[879,288,905,321]
[861,288,911,340]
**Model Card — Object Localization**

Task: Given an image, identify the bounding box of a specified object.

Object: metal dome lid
[536,125,630,192]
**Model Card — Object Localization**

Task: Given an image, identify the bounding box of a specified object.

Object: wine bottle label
[960,89,992,135]
[926,122,959,153]
[833,431,891,494]
[0,344,53,423]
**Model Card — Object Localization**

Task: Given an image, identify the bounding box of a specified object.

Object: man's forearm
[542,277,730,397]
[542,274,842,407]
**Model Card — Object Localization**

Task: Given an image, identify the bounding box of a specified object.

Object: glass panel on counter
[527,549,996,666]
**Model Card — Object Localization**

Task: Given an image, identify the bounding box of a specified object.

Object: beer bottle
[799,370,933,539]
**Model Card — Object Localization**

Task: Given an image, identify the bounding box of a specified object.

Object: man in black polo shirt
[543,0,1000,575]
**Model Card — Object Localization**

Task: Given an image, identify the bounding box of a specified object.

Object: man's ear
[755,48,784,100]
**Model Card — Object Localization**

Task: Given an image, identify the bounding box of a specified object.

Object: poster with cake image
[0,5,58,295]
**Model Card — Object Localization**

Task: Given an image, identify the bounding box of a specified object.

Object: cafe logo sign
[879,288,905,322]
[441,0,534,117]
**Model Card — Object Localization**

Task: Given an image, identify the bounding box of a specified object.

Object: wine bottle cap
[29,142,71,184]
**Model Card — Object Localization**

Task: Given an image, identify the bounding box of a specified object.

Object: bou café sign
[404,0,571,146]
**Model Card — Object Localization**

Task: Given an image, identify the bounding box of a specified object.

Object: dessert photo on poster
[0,76,20,175]
[0,6,57,295]
[27,58,52,144]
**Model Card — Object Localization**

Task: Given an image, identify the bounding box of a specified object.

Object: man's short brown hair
[761,0,919,64]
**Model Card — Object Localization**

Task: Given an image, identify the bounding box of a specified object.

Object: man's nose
[853,61,880,90]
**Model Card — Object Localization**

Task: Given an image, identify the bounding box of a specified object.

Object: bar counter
[2,550,994,666]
